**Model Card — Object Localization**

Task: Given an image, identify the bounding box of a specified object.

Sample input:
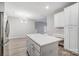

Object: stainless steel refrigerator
[0,12,9,56]
[0,12,4,56]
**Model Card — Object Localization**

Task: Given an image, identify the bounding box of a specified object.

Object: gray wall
[8,16,36,39]
[35,22,47,34]
[47,14,55,35]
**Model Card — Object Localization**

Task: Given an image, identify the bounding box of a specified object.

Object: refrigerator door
[0,12,4,56]
[4,20,10,56]
[0,12,10,56]
[3,13,10,56]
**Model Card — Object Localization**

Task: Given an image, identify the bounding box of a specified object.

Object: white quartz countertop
[26,34,63,46]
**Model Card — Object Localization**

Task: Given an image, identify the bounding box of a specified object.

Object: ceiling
[5,2,75,22]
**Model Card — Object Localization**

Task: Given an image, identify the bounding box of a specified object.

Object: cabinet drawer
[34,49,40,56]
[31,41,40,53]
[31,45,40,56]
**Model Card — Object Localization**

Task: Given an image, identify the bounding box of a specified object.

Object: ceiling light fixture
[45,6,49,10]
[20,20,27,24]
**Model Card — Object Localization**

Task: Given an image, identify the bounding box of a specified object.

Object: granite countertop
[26,33,63,46]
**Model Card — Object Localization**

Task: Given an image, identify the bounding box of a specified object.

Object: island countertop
[26,33,62,46]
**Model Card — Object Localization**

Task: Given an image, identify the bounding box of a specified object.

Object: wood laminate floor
[5,38,78,56]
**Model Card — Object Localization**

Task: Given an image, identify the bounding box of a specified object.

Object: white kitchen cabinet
[64,3,79,26]
[64,26,78,52]
[40,42,58,56]
[69,29,78,52]
[27,37,58,56]
[54,11,64,27]
[64,6,71,26]
[64,27,70,50]
[27,35,40,56]
[64,3,79,53]
[70,3,78,26]
[26,34,61,56]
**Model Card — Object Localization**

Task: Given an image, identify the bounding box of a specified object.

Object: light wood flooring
[5,38,78,56]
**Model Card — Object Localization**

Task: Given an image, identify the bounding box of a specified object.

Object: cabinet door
[64,6,71,26]
[33,48,40,56]
[69,27,78,52]
[64,27,70,50]
[27,38,32,55]
[70,3,78,25]
[30,44,34,56]
[30,41,40,56]
[64,3,79,26]
[54,11,64,27]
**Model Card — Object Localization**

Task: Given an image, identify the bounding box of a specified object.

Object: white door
[64,27,70,50]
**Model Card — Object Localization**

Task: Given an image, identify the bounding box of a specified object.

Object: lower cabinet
[64,3,79,53]
[64,26,79,53]
[64,27,70,50]
[27,37,58,56]
[69,29,78,52]
[27,38,40,56]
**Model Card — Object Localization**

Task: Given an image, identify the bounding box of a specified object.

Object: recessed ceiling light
[45,6,49,10]
[20,20,27,24]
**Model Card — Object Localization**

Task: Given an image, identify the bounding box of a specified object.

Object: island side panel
[40,42,58,56]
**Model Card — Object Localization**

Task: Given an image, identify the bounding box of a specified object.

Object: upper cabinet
[64,3,79,53]
[54,11,64,27]
[64,3,79,26]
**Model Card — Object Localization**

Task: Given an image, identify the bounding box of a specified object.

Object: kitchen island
[26,34,62,56]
